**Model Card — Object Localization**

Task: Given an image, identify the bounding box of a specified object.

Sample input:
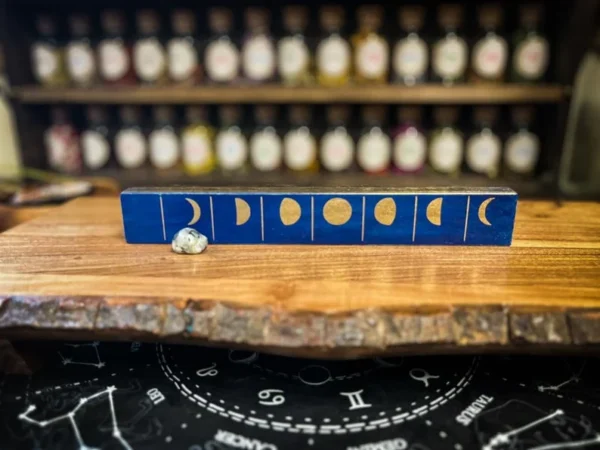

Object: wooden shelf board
[14,84,568,104]
[0,197,599,358]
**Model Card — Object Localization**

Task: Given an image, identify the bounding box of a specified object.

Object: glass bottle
[320,105,355,173]
[393,6,428,85]
[352,5,389,84]
[204,8,240,84]
[81,106,112,171]
[278,6,312,86]
[504,106,540,176]
[470,4,508,83]
[429,106,463,175]
[215,105,248,173]
[242,7,276,84]
[0,63,22,180]
[283,105,318,173]
[466,106,502,178]
[133,10,168,85]
[66,14,97,87]
[316,5,351,87]
[182,106,215,176]
[98,10,136,86]
[357,105,391,174]
[31,14,68,86]
[114,106,148,170]
[149,106,180,170]
[391,106,427,174]
[249,105,282,172]
[511,4,549,83]
[44,106,81,174]
[168,10,202,85]
[432,4,468,85]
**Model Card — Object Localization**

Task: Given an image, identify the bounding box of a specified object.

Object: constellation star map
[1,342,600,450]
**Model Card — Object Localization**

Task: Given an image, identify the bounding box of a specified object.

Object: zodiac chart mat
[1,341,600,450]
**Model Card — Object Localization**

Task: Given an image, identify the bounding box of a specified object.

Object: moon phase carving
[279,198,302,226]
[323,198,352,226]
[426,198,443,226]
[185,198,201,226]
[478,197,494,226]
[374,198,396,226]
[235,198,251,226]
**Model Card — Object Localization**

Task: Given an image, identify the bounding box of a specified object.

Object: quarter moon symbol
[279,198,302,226]
[426,197,443,226]
[185,198,201,225]
[323,198,352,225]
[478,197,495,226]
[235,198,251,225]
[374,197,396,226]
[298,365,332,386]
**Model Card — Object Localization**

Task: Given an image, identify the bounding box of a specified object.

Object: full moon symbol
[323,198,352,225]
[374,198,396,226]
[426,198,443,226]
[185,198,201,225]
[235,198,251,225]
[478,197,495,226]
[279,198,302,226]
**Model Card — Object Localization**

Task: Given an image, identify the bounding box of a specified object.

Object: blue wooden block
[120,187,518,246]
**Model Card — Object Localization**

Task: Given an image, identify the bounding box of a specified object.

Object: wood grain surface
[0,197,599,358]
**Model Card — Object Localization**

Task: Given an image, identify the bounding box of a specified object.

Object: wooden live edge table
[0,197,598,359]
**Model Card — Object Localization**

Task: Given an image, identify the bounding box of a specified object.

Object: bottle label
[134,38,166,82]
[277,36,309,79]
[205,39,239,82]
[243,35,275,81]
[473,34,507,79]
[433,35,467,80]
[168,38,198,81]
[466,132,501,174]
[321,129,354,172]
[317,36,351,78]
[429,129,463,173]
[284,128,316,170]
[99,40,129,81]
[356,35,388,79]
[44,126,81,173]
[66,42,96,83]
[393,129,427,171]
[514,36,549,80]
[183,133,212,168]
[32,43,58,81]
[505,131,540,173]
[149,129,179,169]
[250,129,282,171]
[81,130,110,170]
[216,129,248,170]
[393,36,428,81]
[357,130,391,172]
[115,129,147,169]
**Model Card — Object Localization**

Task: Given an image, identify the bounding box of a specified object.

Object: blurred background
[0,0,599,206]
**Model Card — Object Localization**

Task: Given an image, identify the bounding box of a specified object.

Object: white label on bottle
[357,129,391,172]
[466,132,501,174]
[277,36,309,79]
[284,128,316,170]
[243,35,275,81]
[505,131,540,174]
[183,134,212,167]
[66,42,96,82]
[149,129,179,169]
[429,129,463,173]
[81,130,110,170]
[473,34,507,79]
[134,38,166,82]
[317,36,351,77]
[321,129,354,172]
[250,129,282,171]
[356,35,388,79]
[115,129,147,169]
[514,36,549,80]
[99,40,129,81]
[393,36,428,81]
[393,129,427,171]
[32,43,58,81]
[44,129,66,170]
[205,39,239,82]
[216,129,247,170]
[168,38,197,81]
[433,35,467,80]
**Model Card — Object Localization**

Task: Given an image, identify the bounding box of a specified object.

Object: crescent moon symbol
[185,198,201,225]
[426,197,443,226]
[478,197,495,226]
[235,198,251,225]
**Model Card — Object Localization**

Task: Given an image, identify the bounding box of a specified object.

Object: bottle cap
[86,105,108,125]
[69,14,92,38]
[473,106,499,127]
[36,15,57,37]
[219,105,242,126]
[208,7,233,34]
[288,105,311,126]
[399,6,425,32]
[282,6,308,33]
[433,106,460,126]
[326,105,350,125]
[136,10,161,35]
[396,106,422,124]
[319,5,345,33]
[50,106,69,124]
[101,10,126,35]
[153,106,175,124]
[357,5,383,32]
[254,105,276,125]
[245,7,270,33]
[119,105,142,125]
[511,106,535,126]
[437,4,464,30]
[478,4,503,31]
[186,106,208,124]
[519,3,544,28]
[362,105,387,126]
[172,10,196,35]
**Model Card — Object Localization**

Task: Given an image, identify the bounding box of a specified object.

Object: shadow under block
[121,187,518,246]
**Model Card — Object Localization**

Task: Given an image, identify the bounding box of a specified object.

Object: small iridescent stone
[172,228,208,255]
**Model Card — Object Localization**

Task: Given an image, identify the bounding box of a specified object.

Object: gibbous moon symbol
[235,198,251,225]
[374,198,396,226]
[185,198,201,225]
[279,198,302,226]
[478,197,494,226]
[323,198,352,225]
[426,197,443,226]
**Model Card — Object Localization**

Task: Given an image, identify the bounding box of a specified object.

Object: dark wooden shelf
[14,84,568,105]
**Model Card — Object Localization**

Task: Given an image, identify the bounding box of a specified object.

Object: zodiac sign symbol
[196,363,218,377]
[340,390,372,410]
[258,389,285,406]
[409,368,440,387]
